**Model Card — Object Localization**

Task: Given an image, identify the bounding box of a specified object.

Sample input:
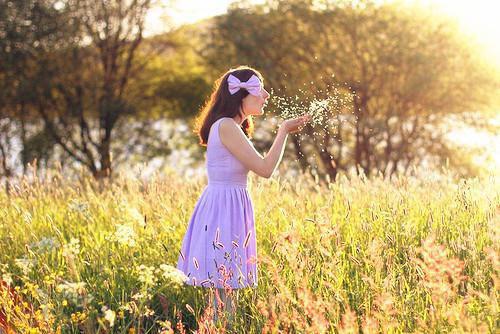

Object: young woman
[176,65,311,323]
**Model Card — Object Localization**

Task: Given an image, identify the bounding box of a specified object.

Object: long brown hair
[194,65,264,146]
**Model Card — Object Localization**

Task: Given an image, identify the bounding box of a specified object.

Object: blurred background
[1,0,499,187]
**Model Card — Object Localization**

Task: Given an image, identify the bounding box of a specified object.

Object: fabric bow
[227,74,262,96]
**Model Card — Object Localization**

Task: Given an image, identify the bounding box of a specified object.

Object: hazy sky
[145,0,500,62]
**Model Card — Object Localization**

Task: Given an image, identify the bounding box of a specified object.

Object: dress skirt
[176,181,258,289]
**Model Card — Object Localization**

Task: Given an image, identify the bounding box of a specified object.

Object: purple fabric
[176,117,258,289]
[227,74,262,96]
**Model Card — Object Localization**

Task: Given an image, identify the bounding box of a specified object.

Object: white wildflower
[142,305,155,317]
[56,281,87,305]
[2,272,13,286]
[14,257,34,275]
[136,264,157,286]
[108,224,136,247]
[57,281,86,294]
[157,264,188,286]
[128,207,145,227]
[30,237,60,252]
[101,306,116,327]
[130,291,152,303]
[62,238,80,258]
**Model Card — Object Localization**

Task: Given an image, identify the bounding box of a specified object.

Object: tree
[0,0,63,191]
[1,0,214,181]
[107,23,213,170]
[32,0,153,179]
[204,0,500,181]
[316,0,499,178]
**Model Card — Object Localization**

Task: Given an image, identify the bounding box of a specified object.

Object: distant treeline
[0,0,499,184]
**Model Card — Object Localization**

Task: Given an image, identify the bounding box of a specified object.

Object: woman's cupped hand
[280,114,312,134]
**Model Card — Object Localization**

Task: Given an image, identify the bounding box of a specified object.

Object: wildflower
[128,207,145,228]
[62,238,80,258]
[109,224,136,247]
[157,264,188,286]
[142,305,155,317]
[136,265,157,286]
[79,311,88,322]
[30,237,60,252]
[2,272,13,285]
[102,306,116,327]
[56,281,87,305]
[131,292,145,301]
[14,257,35,275]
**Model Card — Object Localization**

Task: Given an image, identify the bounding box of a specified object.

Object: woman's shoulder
[218,118,255,148]
[208,117,234,144]
[218,116,235,124]
[218,117,240,135]
[209,117,231,136]
[212,117,233,129]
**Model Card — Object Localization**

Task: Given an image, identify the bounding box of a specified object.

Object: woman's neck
[233,114,247,125]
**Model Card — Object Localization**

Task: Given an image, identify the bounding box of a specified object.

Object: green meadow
[0,167,498,333]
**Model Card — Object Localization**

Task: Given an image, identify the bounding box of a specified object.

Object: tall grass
[0,165,498,333]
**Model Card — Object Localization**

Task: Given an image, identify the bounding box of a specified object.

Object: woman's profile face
[242,84,270,117]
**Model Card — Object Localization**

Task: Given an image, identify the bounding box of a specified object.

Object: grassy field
[0,166,498,333]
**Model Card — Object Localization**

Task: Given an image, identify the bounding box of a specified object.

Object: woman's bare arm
[219,118,289,178]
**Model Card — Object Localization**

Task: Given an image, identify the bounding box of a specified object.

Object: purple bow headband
[227,74,262,96]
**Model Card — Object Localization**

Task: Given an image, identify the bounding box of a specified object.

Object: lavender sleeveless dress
[176,117,258,289]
